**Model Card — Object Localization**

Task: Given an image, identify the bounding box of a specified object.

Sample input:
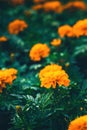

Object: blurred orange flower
[32,4,43,10]
[33,0,44,4]
[32,1,63,13]
[58,25,74,38]
[0,36,8,42]
[73,19,87,37]
[63,1,87,11]
[43,1,62,13]
[39,64,70,88]
[29,43,50,61]
[72,1,86,10]
[8,19,28,35]
[68,115,87,130]
[0,68,18,93]
[51,38,61,46]
[58,19,87,38]
[11,0,24,5]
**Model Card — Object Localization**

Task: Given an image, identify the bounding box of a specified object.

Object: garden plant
[0,0,87,130]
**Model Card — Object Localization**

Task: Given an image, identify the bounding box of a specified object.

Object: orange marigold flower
[51,38,61,46]
[39,64,70,88]
[72,1,86,10]
[33,0,44,4]
[0,68,17,93]
[11,0,24,5]
[0,36,8,42]
[32,4,43,10]
[58,25,74,38]
[8,19,28,35]
[73,19,87,37]
[63,1,86,11]
[43,1,62,13]
[29,43,50,61]
[68,115,87,130]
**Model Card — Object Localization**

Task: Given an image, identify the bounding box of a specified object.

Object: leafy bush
[0,0,87,130]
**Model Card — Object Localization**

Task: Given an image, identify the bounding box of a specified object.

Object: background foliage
[0,0,87,130]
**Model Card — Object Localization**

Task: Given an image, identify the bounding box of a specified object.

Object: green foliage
[0,0,87,130]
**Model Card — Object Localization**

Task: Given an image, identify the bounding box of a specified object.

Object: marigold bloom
[29,43,50,61]
[51,38,61,46]
[39,64,70,88]
[32,4,43,10]
[43,1,62,13]
[58,25,74,38]
[63,1,86,11]
[73,19,87,37]
[8,19,28,34]
[72,1,86,10]
[11,0,24,5]
[0,36,8,42]
[33,0,44,4]
[68,115,87,130]
[0,68,17,93]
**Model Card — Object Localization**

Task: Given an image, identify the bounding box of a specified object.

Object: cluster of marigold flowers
[0,68,17,93]
[58,18,87,38]
[68,115,87,130]
[29,39,62,62]
[32,1,87,13]
[33,0,85,4]
[29,42,70,88]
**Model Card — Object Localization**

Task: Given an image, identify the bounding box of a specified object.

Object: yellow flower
[0,36,8,42]
[39,64,70,88]
[16,105,22,114]
[10,53,15,61]
[51,38,61,46]
[65,62,70,67]
[8,19,28,35]
[16,105,22,111]
[0,68,17,93]
[68,115,87,130]
[29,43,50,61]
